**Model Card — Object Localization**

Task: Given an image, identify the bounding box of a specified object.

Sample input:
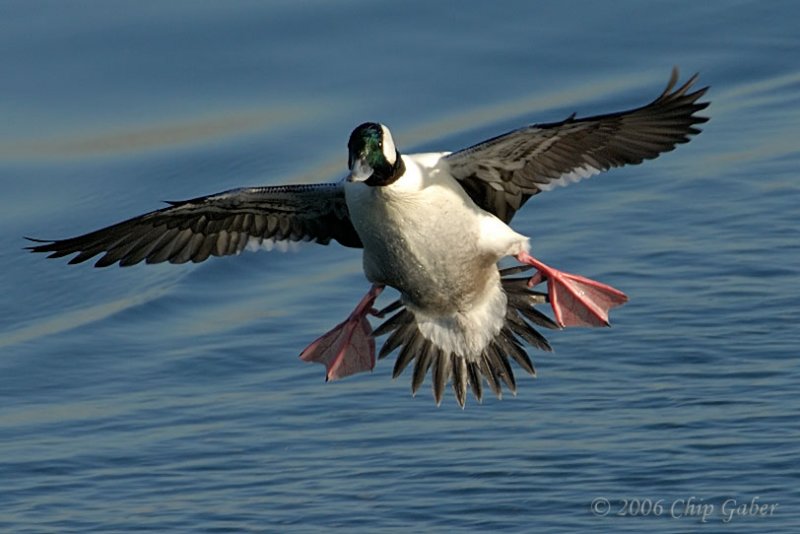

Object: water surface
[1,1,799,532]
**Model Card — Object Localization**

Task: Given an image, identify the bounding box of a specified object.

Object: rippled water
[2,2,799,532]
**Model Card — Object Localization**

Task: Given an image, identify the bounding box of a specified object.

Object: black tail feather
[392,330,422,378]
[378,311,414,359]
[372,307,409,337]
[412,342,435,395]
[450,354,468,408]
[479,352,503,399]
[432,352,451,406]
[374,269,552,406]
[467,360,483,402]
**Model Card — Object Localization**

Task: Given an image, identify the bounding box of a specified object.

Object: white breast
[345,153,530,357]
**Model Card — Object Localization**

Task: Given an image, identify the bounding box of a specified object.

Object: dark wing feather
[446,68,710,222]
[27,183,362,267]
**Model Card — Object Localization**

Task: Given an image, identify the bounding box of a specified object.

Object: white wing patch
[380,124,397,165]
[245,236,301,253]
[537,163,602,191]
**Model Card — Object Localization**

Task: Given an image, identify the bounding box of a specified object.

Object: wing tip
[659,66,711,108]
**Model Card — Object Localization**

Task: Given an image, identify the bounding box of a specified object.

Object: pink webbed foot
[516,252,628,328]
[299,284,384,381]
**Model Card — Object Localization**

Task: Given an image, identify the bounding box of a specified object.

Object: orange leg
[299,284,384,381]
[516,252,628,328]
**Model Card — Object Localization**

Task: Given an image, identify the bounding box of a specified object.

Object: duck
[28,68,709,407]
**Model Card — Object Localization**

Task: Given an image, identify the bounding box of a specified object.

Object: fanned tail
[374,266,558,407]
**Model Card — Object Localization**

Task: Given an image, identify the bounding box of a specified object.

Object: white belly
[344,154,530,357]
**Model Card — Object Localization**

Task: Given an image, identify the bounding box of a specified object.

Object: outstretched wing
[27,183,362,267]
[446,68,710,222]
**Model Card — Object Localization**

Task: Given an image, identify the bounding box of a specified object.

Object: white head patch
[380,124,397,165]
[351,158,373,182]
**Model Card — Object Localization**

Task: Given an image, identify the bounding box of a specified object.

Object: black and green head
[347,122,405,186]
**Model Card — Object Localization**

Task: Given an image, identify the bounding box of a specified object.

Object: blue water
[2,1,799,532]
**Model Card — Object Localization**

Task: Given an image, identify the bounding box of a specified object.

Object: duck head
[347,122,405,186]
